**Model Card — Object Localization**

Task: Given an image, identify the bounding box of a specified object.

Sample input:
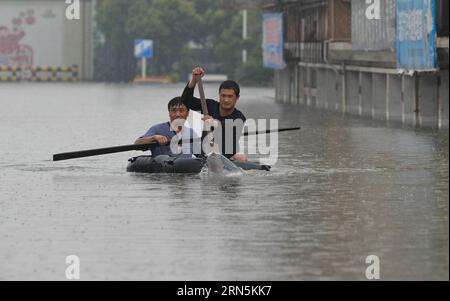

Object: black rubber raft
[127,155,271,173]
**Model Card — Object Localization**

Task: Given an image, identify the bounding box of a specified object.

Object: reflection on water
[0,83,448,280]
[200,175,243,200]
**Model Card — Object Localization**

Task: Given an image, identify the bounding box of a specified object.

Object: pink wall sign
[0,9,35,67]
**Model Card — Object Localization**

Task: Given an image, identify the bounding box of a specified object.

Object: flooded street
[0,83,448,280]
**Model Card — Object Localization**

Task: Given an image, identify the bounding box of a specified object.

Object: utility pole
[142,57,147,79]
[242,9,247,63]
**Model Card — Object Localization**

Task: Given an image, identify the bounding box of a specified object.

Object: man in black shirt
[181,67,247,161]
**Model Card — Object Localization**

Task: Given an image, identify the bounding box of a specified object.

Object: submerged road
[0,82,448,280]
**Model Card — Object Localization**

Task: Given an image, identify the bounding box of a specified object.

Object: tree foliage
[94,0,273,85]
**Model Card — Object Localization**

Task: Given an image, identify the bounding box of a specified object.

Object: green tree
[94,0,273,85]
[211,9,273,85]
[94,0,134,82]
[125,0,199,77]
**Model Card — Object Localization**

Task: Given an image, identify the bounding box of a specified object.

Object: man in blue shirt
[134,97,200,158]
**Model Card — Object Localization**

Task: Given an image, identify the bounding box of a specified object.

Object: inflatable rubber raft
[126,155,270,173]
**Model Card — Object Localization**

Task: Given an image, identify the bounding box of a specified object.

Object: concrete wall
[323,68,341,112]
[403,75,418,126]
[345,71,359,115]
[387,74,403,125]
[440,71,449,129]
[0,0,94,80]
[316,68,328,109]
[371,73,387,121]
[276,62,449,130]
[360,72,373,117]
[419,75,439,129]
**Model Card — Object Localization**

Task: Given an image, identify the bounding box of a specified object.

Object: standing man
[181,67,247,161]
[135,97,200,158]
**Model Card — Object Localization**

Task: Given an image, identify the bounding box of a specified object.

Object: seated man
[135,97,200,158]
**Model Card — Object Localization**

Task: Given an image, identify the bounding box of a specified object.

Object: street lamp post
[242,9,247,63]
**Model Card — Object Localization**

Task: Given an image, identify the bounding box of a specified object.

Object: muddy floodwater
[0,83,448,280]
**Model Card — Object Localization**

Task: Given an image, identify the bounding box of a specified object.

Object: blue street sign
[134,39,153,58]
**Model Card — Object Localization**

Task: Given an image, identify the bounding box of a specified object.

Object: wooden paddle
[196,75,209,116]
[52,127,301,161]
[196,75,220,154]
[52,142,157,161]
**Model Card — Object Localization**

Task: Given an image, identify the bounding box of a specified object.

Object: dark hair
[219,80,240,97]
[167,97,188,111]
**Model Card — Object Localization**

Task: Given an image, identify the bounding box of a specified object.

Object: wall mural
[0,9,35,67]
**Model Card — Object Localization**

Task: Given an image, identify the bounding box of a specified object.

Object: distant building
[0,0,94,81]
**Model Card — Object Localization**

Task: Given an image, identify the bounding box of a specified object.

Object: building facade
[264,0,449,129]
[0,0,94,81]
